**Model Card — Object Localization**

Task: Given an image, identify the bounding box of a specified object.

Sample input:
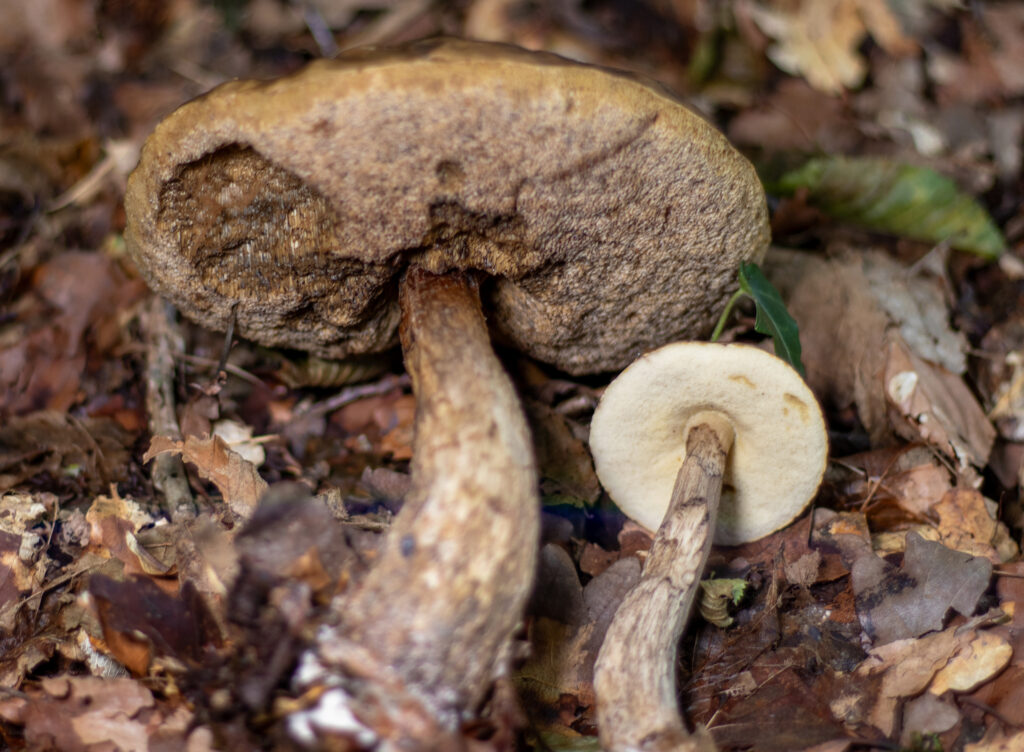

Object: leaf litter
[0,1,1023,750]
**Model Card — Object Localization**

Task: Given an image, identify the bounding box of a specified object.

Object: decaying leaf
[773,157,1006,257]
[144,434,268,518]
[524,399,601,506]
[0,412,132,494]
[855,531,992,644]
[853,624,961,736]
[929,629,1013,694]
[828,445,953,520]
[883,335,997,471]
[965,728,1024,752]
[932,488,1017,563]
[743,0,916,94]
[767,248,995,467]
[0,674,194,751]
[85,488,170,577]
[86,574,215,676]
[899,692,960,746]
[518,554,641,733]
[211,419,267,467]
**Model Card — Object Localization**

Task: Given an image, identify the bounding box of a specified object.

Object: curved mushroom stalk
[589,343,828,752]
[319,268,539,735]
[594,414,732,752]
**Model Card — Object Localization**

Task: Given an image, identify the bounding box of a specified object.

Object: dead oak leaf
[856,531,992,645]
[145,434,267,518]
[743,0,916,93]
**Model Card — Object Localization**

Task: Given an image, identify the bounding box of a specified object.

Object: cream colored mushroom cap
[589,342,827,545]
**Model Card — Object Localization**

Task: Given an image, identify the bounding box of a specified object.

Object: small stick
[141,298,196,521]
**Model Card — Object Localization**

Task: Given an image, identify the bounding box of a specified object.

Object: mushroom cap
[589,342,827,545]
[125,38,769,375]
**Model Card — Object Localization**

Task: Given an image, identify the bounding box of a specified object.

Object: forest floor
[2,1,1024,750]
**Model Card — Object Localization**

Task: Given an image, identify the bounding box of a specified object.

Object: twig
[141,298,196,521]
[291,373,410,421]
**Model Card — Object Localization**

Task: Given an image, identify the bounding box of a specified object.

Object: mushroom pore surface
[589,342,828,544]
[125,38,769,375]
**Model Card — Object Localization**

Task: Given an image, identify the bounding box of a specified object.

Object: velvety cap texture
[125,38,769,374]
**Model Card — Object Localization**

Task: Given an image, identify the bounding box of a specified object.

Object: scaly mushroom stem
[335,268,539,731]
[595,411,734,752]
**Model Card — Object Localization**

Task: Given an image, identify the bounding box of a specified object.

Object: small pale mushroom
[124,38,769,740]
[589,342,828,752]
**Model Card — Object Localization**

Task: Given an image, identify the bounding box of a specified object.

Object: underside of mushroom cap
[125,38,769,375]
[589,342,828,545]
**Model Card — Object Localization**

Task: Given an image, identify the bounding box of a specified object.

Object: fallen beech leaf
[883,336,996,471]
[85,489,166,577]
[13,674,193,751]
[524,399,601,506]
[0,412,131,494]
[145,434,267,518]
[930,630,1013,694]
[783,550,822,588]
[86,574,214,676]
[518,556,640,731]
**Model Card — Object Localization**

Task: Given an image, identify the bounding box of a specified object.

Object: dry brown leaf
[883,336,996,471]
[0,413,132,494]
[524,398,601,505]
[854,531,991,645]
[7,674,192,751]
[854,625,963,735]
[376,393,416,461]
[145,434,267,518]
[930,630,1013,694]
[85,488,168,578]
[517,555,640,731]
[743,0,915,93]
[933,488,1017,563]
[767,248,995,468]
[932,4,1024,104]
[728,79,860,153]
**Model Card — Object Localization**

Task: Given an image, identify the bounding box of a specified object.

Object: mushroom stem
[334,268,539,729]
[594,412,734,752]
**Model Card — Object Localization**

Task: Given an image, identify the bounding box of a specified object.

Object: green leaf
[772,156,1005,259]
[738,262,805,377]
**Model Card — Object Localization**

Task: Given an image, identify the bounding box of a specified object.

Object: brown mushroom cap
[125,38,768,375]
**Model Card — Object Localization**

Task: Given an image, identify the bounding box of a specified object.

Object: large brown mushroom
[125,38,769,743]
